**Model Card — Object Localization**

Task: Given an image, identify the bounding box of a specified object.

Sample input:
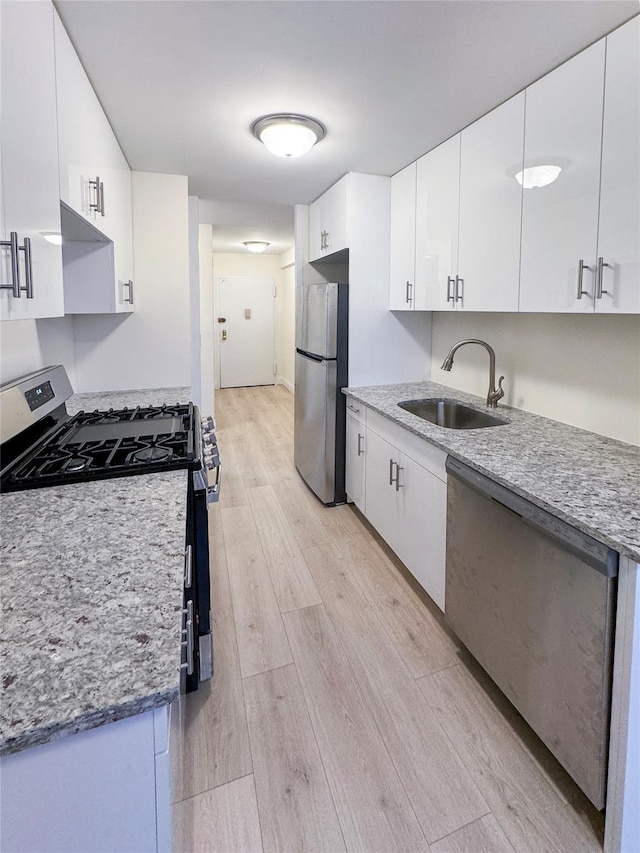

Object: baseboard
[277,377,294,394]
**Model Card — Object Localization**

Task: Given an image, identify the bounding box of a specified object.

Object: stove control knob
[203,434,216,447]
[201,416,216,433]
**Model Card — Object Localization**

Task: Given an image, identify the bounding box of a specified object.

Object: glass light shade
[515,164,562,189]
[252,114,325,158]
[41,231,62,245]
[259,122,317,157]
[243,241,270,253]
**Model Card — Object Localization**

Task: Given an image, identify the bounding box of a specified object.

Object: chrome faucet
[441,339,505,408]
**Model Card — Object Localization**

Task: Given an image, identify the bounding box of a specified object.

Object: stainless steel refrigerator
[294,282,348,505]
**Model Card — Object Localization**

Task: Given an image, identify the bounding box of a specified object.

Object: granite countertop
[0,386,191,757]
[343,381,640,562]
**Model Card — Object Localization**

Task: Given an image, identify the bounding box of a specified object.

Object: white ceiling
[54,0,638,254]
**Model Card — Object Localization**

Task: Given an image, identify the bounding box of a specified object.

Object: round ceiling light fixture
[243,241,270,253]
[515,164,562,189]
[252,114,326,158]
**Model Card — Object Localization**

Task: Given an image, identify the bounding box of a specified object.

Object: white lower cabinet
[363,408,447,610]
[0,706,172,853]
[395,453,447,612]
[345,399,366,512]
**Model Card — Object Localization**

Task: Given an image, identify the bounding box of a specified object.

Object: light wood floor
[172,384,604,853]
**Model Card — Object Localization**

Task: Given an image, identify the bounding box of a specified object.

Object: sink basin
[397,398,508,430]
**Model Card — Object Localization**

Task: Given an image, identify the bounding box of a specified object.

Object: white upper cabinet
[54,11,134,314]
[457,93,524,312]
[389,162,417,310]
[308,175,349,260]
[596,17,639,314]
[415,135,461,311]
[0,1,64,321]
[519,43,605,313]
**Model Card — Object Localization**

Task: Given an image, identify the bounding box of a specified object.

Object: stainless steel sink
[397,398,508,429]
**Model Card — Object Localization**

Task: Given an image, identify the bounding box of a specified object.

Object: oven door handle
[184,544,193,589]
[194,447,221,505]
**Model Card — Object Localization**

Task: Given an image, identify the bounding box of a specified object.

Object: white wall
[211,251,293,391]
[72,172,190,392]
[195,221,215,415]
[277,247,295,392]
[431,312,640,445]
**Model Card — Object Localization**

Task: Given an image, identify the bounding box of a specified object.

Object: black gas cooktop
[1,403,200,492]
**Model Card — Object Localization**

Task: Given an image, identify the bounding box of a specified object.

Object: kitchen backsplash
[431,312,640,446]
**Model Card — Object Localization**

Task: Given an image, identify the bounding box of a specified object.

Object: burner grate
[1,402,199,491]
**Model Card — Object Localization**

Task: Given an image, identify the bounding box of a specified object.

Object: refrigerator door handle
[296,349,325,363]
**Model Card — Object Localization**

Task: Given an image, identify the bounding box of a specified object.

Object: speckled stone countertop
[343,381,640,562]
[0,387,191,756]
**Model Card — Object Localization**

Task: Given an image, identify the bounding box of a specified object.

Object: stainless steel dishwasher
[445,458,618,810]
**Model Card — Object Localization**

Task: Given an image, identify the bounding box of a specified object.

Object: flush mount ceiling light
[243,241,270,253]
[252,114,326,158]
[515,164,562,189]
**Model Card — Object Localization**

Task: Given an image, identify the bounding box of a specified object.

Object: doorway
[218,276,276,388]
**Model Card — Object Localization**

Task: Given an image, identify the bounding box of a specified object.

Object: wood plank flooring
[172,384,604,853]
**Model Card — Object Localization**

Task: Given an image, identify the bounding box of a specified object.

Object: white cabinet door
[389,162,417,310]
[345,403,365,512]
[457,93,524,312]
[54,11,134,314]
[308,198,324,261]
[596,18,639,314]
[0,1,64,321]
[364,426,399,552]
[322,176,349,255]
[0,709,166,853]
[308,175,349,260]
[519,42,605,313]
[415,135,461,311]
[396,454,447,611]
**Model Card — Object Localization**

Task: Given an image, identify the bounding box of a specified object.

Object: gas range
[0,365,220,692]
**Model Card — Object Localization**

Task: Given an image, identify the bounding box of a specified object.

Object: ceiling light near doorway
[243,241,270,253]
[515,164,562,189]
[252,114,326,158]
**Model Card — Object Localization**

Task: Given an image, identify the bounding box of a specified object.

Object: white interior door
[218,276,276,388]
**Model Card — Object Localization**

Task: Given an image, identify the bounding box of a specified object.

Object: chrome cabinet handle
[0,232,21,297]
[577,259,591,299]
[123,280,134,304]
[89,176,101,215]
[389,458,395,486]
[455,276,464,303]
[596,257,610,299]
[0,234,34,299]
[357,433,364,456]
[184,544,193,589]
[22,237,33,298]
[347,403,360,414]
[395,465,404,492]
[99,180,105,216]
[180,600,195,676]
[405,281,413,304]
[447,276,455,304]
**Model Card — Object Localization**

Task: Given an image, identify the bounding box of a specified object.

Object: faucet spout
[440,338,505,408]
